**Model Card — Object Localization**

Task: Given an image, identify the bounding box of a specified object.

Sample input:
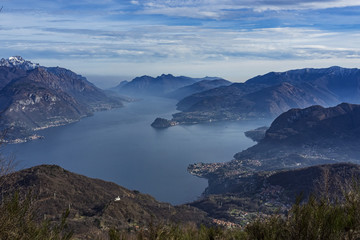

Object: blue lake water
[4,97,270,205]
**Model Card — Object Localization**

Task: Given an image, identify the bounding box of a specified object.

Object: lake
[4,97,270,205]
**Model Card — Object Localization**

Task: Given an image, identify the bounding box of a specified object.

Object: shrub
[0,192,73,240]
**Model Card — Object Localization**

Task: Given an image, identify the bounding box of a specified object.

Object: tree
[0,139,73,239]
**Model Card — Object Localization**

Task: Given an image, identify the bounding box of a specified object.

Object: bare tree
[0,132,15,188]
[0,153,14,187]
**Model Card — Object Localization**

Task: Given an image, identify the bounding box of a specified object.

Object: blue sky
[1,0,360,84]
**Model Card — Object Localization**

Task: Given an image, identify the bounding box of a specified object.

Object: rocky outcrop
[244,126,268,142]
[0,56,39,70]
[151,118,178,128]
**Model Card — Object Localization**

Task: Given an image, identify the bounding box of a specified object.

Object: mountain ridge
[0,164,210,239]
[188,103,360,183]
[166,78,231,100]
[0,57,125,142]
[0,56,40,70]
[166,66,360,126]
[113,74,227,97]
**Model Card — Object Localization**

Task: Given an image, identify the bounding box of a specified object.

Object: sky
[0,0,360,85]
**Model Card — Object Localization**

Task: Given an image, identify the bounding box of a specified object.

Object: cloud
[5,0,358,20]
[135,0,360,10]
[130,0,140,5]
[0,0,359,80]
[130,0,360,19]
[1,11,359,63]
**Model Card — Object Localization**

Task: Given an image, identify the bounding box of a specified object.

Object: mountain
[187,103,360,225]
[169,66,360,125]
[186,103,360,225]
[190,163,360,225]
[0,65,27,90]
[116,80,129,88]
[264,102,360,143]
[189,103,360,184]
[112,74,224,97]
[0,57,124,142]
[233,102,360,170]
[166,78,231,100]
[0,56,40,70]
[0,165,210,239]
[244,126,268,142]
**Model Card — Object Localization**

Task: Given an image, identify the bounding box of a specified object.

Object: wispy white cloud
[0,0,359,81]
[134,0,360,19]
[1,11,358,62]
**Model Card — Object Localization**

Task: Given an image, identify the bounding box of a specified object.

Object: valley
[2,1,360,238]
[4,95,264,205]
[2,57,360,238]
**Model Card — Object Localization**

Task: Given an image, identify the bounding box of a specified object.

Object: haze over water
[5,97,269,204]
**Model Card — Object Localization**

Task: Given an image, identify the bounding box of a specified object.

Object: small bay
[5,97,269,205]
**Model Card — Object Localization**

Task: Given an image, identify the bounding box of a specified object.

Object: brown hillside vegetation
[0,165,209,239]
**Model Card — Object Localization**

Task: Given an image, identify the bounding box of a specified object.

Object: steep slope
[0,56,39,70]
[0,66,27,90]
[235,103,360,170]
[0,57,124,142]
[0,68,90,130]
[167,78,231,100]
[45,67,123,111]
[264,102,360,143]
[172,66,360,125]
[0,165,210,239]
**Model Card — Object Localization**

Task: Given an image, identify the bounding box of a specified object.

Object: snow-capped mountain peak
[0,56,40,70]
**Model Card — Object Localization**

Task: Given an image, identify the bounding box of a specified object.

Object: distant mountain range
[112,74,229,97]
[166,66,360,125]
[0,56,125,142]
[166,78,231,100]
[0,165,209,238]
